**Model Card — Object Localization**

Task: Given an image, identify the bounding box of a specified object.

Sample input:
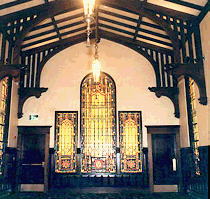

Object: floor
[4,188,192,199]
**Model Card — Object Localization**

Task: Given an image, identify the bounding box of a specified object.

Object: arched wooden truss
[0,0,208,118]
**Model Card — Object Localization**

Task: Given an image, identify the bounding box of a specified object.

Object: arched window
[80,72,116,173]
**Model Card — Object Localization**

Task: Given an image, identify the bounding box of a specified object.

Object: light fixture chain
[94,41,99,59]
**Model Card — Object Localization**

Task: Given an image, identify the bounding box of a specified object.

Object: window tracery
[80,73,116,173]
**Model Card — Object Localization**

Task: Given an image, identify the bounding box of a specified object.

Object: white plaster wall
[199,13,209,146]
[8,80,19,147]
[18,39,179,148]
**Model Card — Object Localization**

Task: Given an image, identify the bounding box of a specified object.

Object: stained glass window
[55,112,78,173]
[188,77,200,175]
[81,72,116,173]
[0,77,10,175]
[119,111,142,173]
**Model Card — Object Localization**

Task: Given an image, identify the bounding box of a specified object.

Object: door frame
[146,125,180,192]
[17,126,51,193]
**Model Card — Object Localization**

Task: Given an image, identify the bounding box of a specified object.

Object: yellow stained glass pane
[81,73,116,173]
[55,112,77,173]
[189,77,200,175]
[120,112,142,173]
[0,77,9,175]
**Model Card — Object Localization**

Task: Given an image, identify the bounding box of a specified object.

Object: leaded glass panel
[119,111,142,173]
[81,72,116,173]
[55,112,77,173]
[188,78,200,175]
[0,77,9,175]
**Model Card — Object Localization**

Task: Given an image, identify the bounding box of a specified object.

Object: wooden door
[20,134,45,184]
[152,134,178,184]
[147,125,180,192]
[18,126,51,192]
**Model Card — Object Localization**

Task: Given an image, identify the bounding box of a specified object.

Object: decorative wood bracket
[0,64,25,81]
[173,62,207,105]
[148,87,180,118]
[18,87,48,118]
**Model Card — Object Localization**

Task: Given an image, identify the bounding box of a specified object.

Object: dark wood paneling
[52,174,147,188]
[180,146,208,199]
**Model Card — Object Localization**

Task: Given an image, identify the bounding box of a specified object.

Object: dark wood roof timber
[0,0,208,110]
[0,1,208,49]
[0,0,197,23]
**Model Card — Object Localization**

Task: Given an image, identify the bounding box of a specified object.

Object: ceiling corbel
[148,87,180,118]
[173,62,207,105]
[18,87,48,118]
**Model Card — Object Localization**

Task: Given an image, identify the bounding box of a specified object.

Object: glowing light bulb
[92,58,101,82]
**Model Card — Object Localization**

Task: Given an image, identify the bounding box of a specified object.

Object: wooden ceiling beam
[99,9,167,30]
[58,21,83,32]
[21,29,173,56]
[21,26,87,50]
[21,35,58,49]
[8,0,180,64]
[44,0,62,42]
[61,26,86,38]
[0,0,82,23]
[100,23,173,47]
[99,9,138,23]
[144,2,195,21]
[23,28,55,41]
[100,0,180,62]
[164,0,203,11]
[184,2,209,43]
[55,13,83,24]
[133,0,147,41]
[21,33,86,55]
[29,12,83,33]
[31,21,53,31]
[0,0,194,25]
[51,17,62,42]
[0,0,33,10]
[100,29,173,55]
[99,16,170,40]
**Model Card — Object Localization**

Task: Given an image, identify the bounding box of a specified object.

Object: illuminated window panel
[81,72,116,173]
[188,78,200,175]
[0,77,9,175]
[119,111,142,173]
[55,112,78,173]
